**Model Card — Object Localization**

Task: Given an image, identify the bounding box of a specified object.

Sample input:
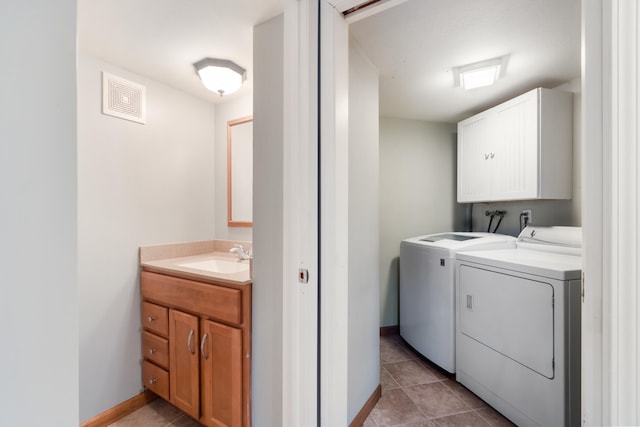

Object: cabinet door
[201,320,243,427]
[457,114,493,202]
[491,90,539,200]
[169,309,200,419]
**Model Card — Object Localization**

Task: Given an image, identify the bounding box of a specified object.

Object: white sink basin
[178,259,249,274]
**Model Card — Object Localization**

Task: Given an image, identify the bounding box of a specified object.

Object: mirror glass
[227,116,253,227]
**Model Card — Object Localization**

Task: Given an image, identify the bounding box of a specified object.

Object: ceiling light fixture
[194,58,246,97]
[454,57,506,90]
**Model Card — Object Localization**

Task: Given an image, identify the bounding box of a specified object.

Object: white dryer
[455,226,582,427]
[399,232,516,373]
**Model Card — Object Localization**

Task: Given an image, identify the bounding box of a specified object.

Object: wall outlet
[520,209,532,231]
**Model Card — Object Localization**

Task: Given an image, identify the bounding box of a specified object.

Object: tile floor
[108,398,204,427]
[111,334,514,427]
[364,334,515,427]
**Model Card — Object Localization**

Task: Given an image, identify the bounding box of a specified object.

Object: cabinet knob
[147,316,156,323]
[484,153,489,160]
[148,378,157,385]
[490,152,495,159]
[148,348,157,355]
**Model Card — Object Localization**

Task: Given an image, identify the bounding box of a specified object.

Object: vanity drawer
[142,331,169,369]
[142,301,169,337]
[141,271,242,325]
[142,360,169,400]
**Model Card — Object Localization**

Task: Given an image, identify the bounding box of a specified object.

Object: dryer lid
[517,226,582,255]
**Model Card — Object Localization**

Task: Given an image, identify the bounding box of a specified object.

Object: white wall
[215,94,253,241]
[0,2,78,426]
[379,118,462,327]
[77,53,217,421]
[252,14,284,427]
[348,42,380,423]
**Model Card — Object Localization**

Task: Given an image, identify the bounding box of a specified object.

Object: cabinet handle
[187,329,195,355]
[200,333,209,360]
[148,378,157,385]
[147,316,156,323]
[484,153,489,160]
[148,348,157,355]
[490,152,495,159]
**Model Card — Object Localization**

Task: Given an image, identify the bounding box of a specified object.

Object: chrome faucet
[229,244,252,260]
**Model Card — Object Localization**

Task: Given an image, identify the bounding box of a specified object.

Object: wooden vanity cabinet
[201,320,243,426]
[141,301,170,400]
[169,309,200,419]
[140,270,251,427]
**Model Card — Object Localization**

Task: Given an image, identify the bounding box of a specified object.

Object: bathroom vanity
[139,240,252,427]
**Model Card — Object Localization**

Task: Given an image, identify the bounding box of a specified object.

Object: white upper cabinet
[457,88,573,203]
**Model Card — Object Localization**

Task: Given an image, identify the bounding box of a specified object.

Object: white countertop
[139,240,252,286]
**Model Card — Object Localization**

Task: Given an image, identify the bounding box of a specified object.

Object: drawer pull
[200,333,209,360]
[148,348,157,355]
[187,329,195,355]
[147,316,156,323]
[148,377,157,385]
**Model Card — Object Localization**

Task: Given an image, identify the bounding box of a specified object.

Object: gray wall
[348,42,381,423]
[252,14,284,427]
[380,82,582,328]
[468,199,574,236]
[0,1,79,425]
[215,94,253,242]
[77,53,217,421]
[379,118,464,327]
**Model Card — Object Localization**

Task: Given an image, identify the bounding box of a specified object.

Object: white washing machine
[399,232,516,373]
[455,226,582,427]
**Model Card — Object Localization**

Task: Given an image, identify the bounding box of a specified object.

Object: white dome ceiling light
[194,58,246,97]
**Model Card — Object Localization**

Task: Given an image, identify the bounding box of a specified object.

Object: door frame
[282,2,358,425]
[581,0,605,423]
[282,0,640,426]
[318,2,350,425]
[582,1,640,425]
[282,1,320,426]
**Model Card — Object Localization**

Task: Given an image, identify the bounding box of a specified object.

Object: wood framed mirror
[227,116,253,227]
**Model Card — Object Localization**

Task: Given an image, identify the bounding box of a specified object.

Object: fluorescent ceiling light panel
[455,57,506,90]
[460,65,501,90]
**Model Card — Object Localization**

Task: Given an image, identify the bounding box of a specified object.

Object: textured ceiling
[78,0,581,123]
[78,0,287,104]
[349,0,581,122]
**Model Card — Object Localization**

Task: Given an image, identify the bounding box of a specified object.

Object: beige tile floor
[364,334,515,427]
[108,398,204,427]
[112,334,514,427]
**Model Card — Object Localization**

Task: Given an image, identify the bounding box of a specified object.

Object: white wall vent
[102,72,146,124]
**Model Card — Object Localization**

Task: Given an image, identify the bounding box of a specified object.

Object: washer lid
[401,232,516,258]
[420,233,481,242]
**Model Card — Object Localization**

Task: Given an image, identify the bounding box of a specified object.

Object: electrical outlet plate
[520,209,532,231]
